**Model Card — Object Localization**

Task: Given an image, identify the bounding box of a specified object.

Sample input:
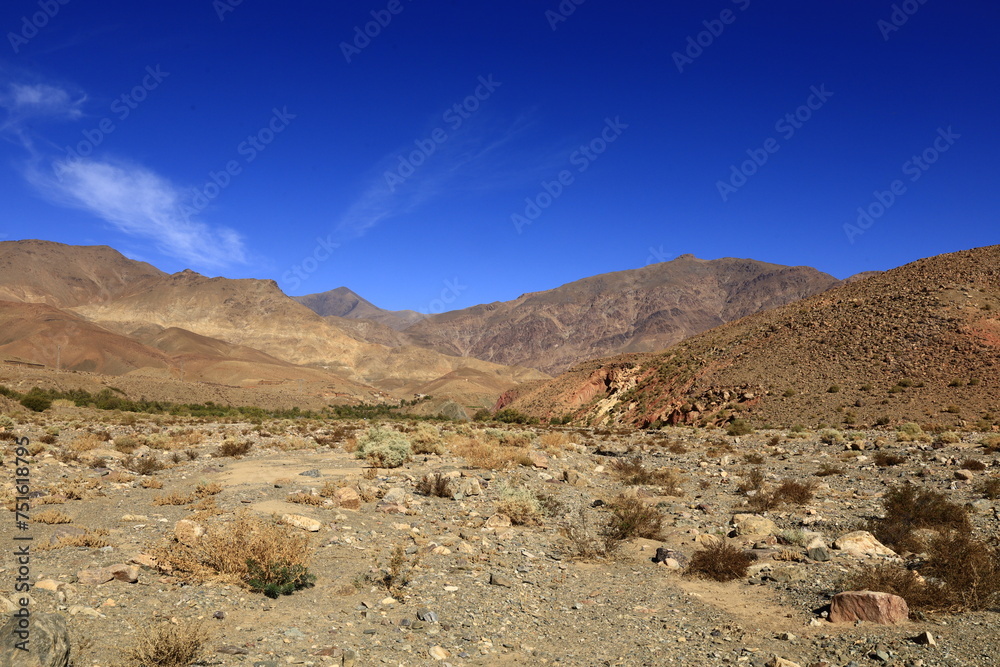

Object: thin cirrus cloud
[1,79,247,269]
[334,111,541,241]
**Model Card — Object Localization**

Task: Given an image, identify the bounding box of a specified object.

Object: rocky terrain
[2,400,1000,666]
[294,288,427,331]
[504,245,1000,430]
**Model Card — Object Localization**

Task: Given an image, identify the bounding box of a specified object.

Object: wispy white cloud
[335,111,543,241]
[1,76,248,269]
[28,157,247,268]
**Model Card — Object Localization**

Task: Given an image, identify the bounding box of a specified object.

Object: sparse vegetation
[609,457,683,495]
[869,484,970,552]
[604,495,664,540]
[726,419,753,436]
[354,426,412,468]
[121,620,210,667]
[217,439,253,458]
[494,482,544,526]
[687,541,752,582]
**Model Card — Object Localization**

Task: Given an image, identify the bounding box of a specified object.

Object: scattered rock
[281,514,322,532]
[0,611,71,667]
[732,513,778,536]
[832,531,897,558]
[829,590,908,625]
[334,487,362,510]
[914,630,937,646]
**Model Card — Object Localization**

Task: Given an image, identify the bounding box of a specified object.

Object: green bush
[19,393,52,412]
[247,559,315,598]
[726,419,753,436]
[355,426,412,468]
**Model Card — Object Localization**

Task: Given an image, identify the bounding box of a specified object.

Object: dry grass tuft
[216,439,252,458]
[140,477,163,489]
[450,434,532,469]
[604,495,665,541]
[152,492,195,506]
[33,509,72,524]
[870,484,970,552]
[288,492,326,506]
[121,620,210,667]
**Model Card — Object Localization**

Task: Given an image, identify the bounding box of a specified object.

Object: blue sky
[1,1,997,313]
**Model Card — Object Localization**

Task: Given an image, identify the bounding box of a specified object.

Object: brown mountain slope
[403,255,842,375]
[0,301,172,375]
[295,287,427,330]
[67,268,546,394]
[504,245,1000,429]
[0,239,165,307]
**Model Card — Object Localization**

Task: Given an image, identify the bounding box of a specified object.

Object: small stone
[428,645,450,660]
[76,567,114,586]
[342,648,358,667]
[217,645,251,655]
[485,514,512,529]
[213,611,226,620]
[34,579,62,592]
[281,514,322,532]
[300,469,322,477]
[913,630,936,646]
[954,470,974,481]
[107,564,139,583]
[334,487,362,510]
[416,609,438,623]
[767,657,802,667]
[732,513,778,537]
[806,546,831,562]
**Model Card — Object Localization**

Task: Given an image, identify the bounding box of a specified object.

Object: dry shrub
[54,450,79,464]
[273,436,315,452]
[666,442,687,454]
[561,506,619,560]
[687,541,752,582]
[961,458,987,471]
[772,479,815,505]
[450,434,532,470]
[737,468,767,494]
[367,543,421,597]
[924,532,1000,611]
[746,491,779,513]
[156,511,314,596]
[979,478,1000,500]
[982,435,1000,453]
[605,495,664,541]
[114,436,142,453]
[411,423,446,455]
[873,451,907,467]
[483,428,533,448]
[140,477,163,489]
[495,482,543,526]
[68,433,106,452]
[416,472,451,498]
[33,510,72,524]
[217,439,252,458]
[743,452,766,464]
[38,434,57,445]
[122,620,209,667]
[815,463,845,477]
[40,528,110,551]
[610,457,684,495]
[537,431,571,451]
[870,485,970,552]
[153,492,195,506]
[188,483,218,498]
[124,454,163,476]
[288,492,325,506]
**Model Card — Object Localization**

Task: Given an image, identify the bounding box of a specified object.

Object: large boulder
[732,513,778,537]
[829,590,908,624]
[832,531,897,558]
[0,611,71,666]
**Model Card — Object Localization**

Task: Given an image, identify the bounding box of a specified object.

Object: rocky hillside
[402,255,842,375]
[295,287,427,330]
[503,245,1000,430]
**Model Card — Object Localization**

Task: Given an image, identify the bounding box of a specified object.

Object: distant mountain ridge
[294,287,427,330]
[397,255,843,374]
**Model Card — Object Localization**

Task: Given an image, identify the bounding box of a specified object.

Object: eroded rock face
[829,591,909,625]
[0,611,71,667]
